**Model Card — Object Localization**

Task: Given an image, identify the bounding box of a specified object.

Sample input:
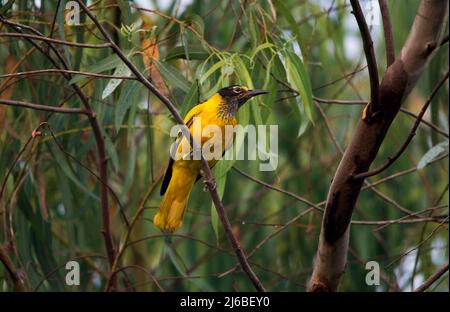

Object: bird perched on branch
[154,85,268,232]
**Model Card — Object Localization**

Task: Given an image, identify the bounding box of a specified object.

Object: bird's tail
[153,167,197,232]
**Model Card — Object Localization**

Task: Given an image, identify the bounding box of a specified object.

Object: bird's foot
[203,178,216,192]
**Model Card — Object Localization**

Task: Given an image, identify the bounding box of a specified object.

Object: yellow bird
[154,85,268,232]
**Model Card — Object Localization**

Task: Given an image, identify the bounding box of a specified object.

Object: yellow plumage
[154,86,267,232]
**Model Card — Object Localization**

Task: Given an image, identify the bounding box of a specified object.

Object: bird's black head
[218,85,269,108]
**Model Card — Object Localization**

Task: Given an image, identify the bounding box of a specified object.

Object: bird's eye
[232,87,242,94]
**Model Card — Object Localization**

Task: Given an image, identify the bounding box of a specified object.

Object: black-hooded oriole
[154,85,268,232]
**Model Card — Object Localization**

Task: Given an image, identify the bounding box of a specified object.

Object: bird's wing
[160,104,204,195]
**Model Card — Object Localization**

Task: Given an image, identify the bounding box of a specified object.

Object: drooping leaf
[199,59,225,85]
[69,53,125,85]
[101,62,132,99]
[284,50,314,125]
[114,80,142,130]
[417,140,449,170]
[180,82,199,118]
[273,0,307,59]
[155,61,190,93]
[164,45,209,61]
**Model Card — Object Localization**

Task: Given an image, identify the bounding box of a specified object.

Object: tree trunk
[308,0,449,292]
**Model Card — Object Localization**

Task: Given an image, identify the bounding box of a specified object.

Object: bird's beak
[246,89,269,98]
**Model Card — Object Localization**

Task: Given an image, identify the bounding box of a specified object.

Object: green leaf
[57,1,71,68]
[101,61,132,99]
[115,80,142,130]
[155,61,190,93]
[247,7,258,46]
[250,42,275,61]
[47,142,99,201]
[185,14,205,36]
[233,56,262,125]
[417,140,449,170]
[164,45,209,61]
[284,50,313,124]
[180,82,199,118]
[273,0,307,59]
[69,53,124,85]
[0,0,15,14]
[199,59,225,85]
[104,134,120,172]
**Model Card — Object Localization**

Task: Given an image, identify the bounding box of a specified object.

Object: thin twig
[232,167,323,212]
[414,263,449,292]
[0,69,136,80]
[0,246,26,291]
[0,32,111,48]
[48,0,62,38]
[378,0,395,66]
[313,96,449,138]
[0,99,90,115]
[350,0,380,114]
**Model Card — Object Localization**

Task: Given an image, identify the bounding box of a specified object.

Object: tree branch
[74,0,266,292]
[313,96,449,138]
[232,166,323,212]
[309,0,449,292]
[352,70,449,180]
[414,262,449,292]
[0,246,26,291]
[0,99,90,115]
[350,0,380,114]
[0,32,111,48]
[0,69,136,80]
[378,0,395,66]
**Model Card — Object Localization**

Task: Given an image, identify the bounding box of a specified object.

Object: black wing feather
[159,114,197,195]
[160,157,174,195]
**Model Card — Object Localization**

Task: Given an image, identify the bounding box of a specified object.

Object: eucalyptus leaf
[101,62,132,99]
[417,140,449,170]
[164,45,209,61]
[115,80,142,130]
[155,61,190,93]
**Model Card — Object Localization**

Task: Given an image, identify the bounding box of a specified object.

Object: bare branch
[414,262,449,292]
[313,96,449,138]
[0,246,26,291]
[353,70,449,180]
[349,0,380,114]
[0,69,136,80]
[378,0,395,66]
[0,32,111,48]
[0,99,90,115]
[232,166,323,212]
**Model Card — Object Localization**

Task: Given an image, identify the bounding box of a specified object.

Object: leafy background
[0,0,448,291]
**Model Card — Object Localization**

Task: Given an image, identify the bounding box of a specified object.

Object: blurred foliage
[0,0,448,292]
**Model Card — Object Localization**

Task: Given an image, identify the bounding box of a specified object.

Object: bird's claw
[203,178,216,192]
